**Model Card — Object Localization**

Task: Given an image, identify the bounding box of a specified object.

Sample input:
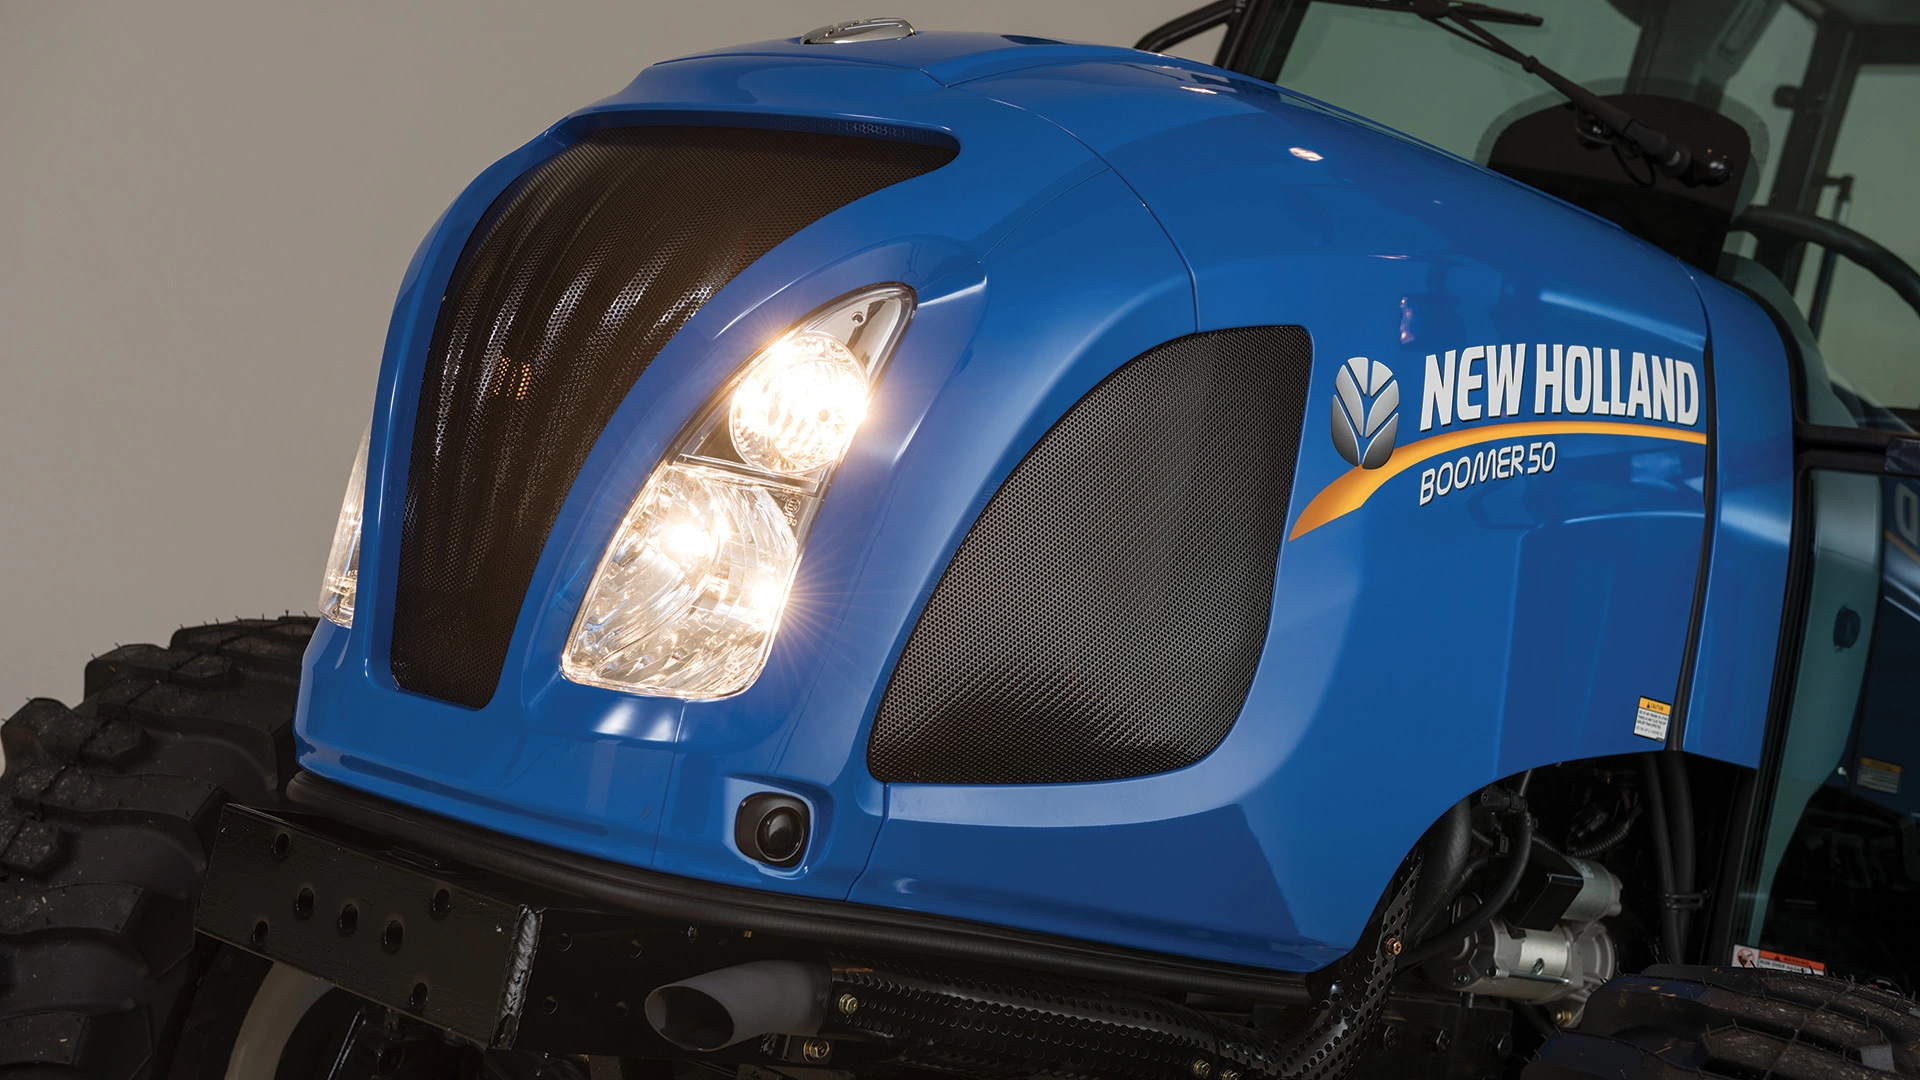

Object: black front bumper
[197,803,853,1062]
[198,805,541,1047]
[195,776,1311,1056]
[275,773,1309,1001]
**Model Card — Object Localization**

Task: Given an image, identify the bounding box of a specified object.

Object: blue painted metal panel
[847,57,1713,962]
[295,35,1782,973]
[297,50,1173,901]
[653,169,1193,894]
[1679,270,1795,767]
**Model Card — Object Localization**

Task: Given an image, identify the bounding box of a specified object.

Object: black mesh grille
[392,127,953,708]
[868,327,1313,784]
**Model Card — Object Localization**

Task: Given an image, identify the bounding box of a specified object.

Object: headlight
[562,285,912,698]
[318,426,371,627]
[728,331,869,474]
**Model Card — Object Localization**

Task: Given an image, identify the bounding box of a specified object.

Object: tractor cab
[1147,0,1920,990]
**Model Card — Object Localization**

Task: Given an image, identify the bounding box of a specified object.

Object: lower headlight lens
[318,426,371,627]
[560,464,798,696]
[563,284,913,698]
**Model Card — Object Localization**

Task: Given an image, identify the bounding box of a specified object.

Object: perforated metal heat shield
[390,127,952,708]
[869,327,1312,784]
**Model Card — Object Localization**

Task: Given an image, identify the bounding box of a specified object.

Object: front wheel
[0,618,314,1078]
[178,950,500,1079]
[0,618,664,1079]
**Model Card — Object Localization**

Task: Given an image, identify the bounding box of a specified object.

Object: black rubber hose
[1641,753,1683,963]
[1659,753,1697,953]
[1403,809,1534,966]
[1565,801,1643,858]
[1407,798,1473,941]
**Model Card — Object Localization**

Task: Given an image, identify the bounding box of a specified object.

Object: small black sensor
[735,793,809,868]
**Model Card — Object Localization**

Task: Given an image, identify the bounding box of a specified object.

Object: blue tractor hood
[295,32,1791,976]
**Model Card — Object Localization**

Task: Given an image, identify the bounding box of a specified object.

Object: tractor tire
[0,616,315,1079]
[1525,965,1920,1079]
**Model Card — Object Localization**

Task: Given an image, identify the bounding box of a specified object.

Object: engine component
[1425,918,1618,1005]
[655,910,1420,1080]
[628,861,1425,1079]
[644,960,829,1051]
[829,857,1419,1080]
[1565,802,1643,858]
[1509,848,1624,930]
[1421,853,1622,1005]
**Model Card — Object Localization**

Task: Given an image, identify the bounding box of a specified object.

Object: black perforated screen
[391,127,953,708]
[867,327,1313,784]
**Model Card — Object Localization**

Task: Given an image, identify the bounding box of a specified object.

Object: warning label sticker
[1634,697,1672,741]
[1733,945,1826,974]
[1858,757,1904,795]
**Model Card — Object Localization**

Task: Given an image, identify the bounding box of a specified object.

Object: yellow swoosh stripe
[1888,529,1920,568]
[1289,420,1707,540]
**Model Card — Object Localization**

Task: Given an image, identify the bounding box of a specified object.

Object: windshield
[1237,0,1920,431]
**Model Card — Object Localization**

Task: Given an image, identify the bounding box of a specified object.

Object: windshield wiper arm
[1314,0,1540,25]
[1414,1,1695,177]
[1314,0,1729,184]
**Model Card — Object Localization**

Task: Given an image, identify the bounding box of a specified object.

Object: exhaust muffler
[644,960,830,1051]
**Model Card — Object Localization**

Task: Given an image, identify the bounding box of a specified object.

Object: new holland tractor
[6,2,1920,1077]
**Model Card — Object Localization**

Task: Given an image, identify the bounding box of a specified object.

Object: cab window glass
[1272,1,1639,161]
[1718,3,1815,202]
[1788,69,1920,430]
[1745,473,1920,990]
[1254,1,1920,431]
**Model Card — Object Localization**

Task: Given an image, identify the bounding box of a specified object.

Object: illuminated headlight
[561,285,912,698]
[318,426,371,627]
[728,332,869,474]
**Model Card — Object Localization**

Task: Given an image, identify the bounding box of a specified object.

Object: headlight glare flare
[728,331,869,475]
[562,464,797,698]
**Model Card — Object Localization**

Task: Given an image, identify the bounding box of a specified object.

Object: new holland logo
[1331,356,1399,469]
[1291,341,1709,541]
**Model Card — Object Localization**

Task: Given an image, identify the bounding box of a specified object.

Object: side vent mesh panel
[868,327,1313,784]
[392,127,953,708]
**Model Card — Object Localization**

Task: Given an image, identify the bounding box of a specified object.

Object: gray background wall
[0,2,1217,713]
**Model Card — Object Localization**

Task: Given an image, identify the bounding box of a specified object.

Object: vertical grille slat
[391,127,953,708]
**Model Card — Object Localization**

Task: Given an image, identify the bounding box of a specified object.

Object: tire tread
[0,616,314,1079]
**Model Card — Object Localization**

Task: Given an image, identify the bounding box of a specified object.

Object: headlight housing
[318,426,371,627]
[561,285,912,698]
